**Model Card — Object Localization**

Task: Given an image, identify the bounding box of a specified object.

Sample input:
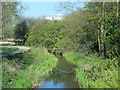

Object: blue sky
[22,2,85,18]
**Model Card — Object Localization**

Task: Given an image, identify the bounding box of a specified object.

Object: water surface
[38,54,80,88]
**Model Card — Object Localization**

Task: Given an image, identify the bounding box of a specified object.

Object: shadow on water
[38,54,80,88]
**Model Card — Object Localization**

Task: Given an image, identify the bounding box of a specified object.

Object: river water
[38,54,80,88]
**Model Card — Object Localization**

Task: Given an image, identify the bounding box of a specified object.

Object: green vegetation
[26,2,120,59]
[2,47,58,88]
[1,2,24,39]
[64,52,119,88]
[2,2,119,88]
[0,39,7,42]
[0,46,19,54]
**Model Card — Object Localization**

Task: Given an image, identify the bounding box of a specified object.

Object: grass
[0,46,19,54]
[63,52,119,88]
[0,62,1,90]
[0,39,7,42]
[2,47,58,88]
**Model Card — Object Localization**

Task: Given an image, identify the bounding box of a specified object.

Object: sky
[21,2,85,18]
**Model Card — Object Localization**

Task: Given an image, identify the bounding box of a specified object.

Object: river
[38,54,80,88]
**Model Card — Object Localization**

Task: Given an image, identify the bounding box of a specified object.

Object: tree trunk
[98,29,101,54]
[102,2,106,57]
[98,2,105,57]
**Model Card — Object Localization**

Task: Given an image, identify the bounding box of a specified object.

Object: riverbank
[64,52,119,88]
[2,47,58,88]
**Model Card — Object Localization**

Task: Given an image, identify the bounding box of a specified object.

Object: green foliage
[25,2,119,58]
[26,19,63,49]
[2,2,23,26]
[64,52,119,88]
[84,2,120,57]
[1,2,119,88]
[2,47,58,88]
[2,2,24,38]
[2,25,15,38]
[14,19,29,42]
[0,46,19,54]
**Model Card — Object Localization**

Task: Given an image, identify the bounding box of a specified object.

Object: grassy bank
[64,52,119,88]
[2,47,58,88]
[0,46,19,54]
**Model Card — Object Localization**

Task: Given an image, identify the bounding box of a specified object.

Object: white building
[44,15,64,20]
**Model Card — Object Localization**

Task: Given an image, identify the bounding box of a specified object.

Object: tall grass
[64,52,119,88]
[2,47,58,88]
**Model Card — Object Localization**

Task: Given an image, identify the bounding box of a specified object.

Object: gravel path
[0,46,31,57]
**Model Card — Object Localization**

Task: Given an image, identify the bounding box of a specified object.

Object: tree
[84,2,120,57]
[14,19,28,42]
[26,18,63,48]
[1,2,24,38]
[26,2,119,58]
[58,2,120,57]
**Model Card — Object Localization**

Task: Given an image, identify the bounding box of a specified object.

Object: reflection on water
[38,54,80,88]
[39,80,65,88]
